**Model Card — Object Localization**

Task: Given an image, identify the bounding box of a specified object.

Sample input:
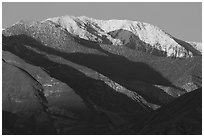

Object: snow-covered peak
[44,15,201,57]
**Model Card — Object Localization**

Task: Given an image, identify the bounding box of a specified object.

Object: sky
[2,2,202,42]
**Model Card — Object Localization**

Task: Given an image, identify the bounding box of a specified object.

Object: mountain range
[2,15,202,135]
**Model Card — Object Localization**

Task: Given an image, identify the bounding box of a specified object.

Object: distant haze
[2,2,202,42]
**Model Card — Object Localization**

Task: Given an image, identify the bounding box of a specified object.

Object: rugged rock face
[2,15,202,135]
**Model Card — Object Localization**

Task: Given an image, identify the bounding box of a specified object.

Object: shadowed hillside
[3,34,178,106]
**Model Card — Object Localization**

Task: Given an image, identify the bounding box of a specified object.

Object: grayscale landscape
[2,3,202,135]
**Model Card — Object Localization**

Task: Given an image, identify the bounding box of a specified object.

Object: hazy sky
[2,2,202,42]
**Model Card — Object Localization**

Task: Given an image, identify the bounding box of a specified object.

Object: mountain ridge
[45,15,201,57]
[3,15,202,57]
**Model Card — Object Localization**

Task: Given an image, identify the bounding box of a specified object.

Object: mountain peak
[44,15,201,57]
[3,15,201,57]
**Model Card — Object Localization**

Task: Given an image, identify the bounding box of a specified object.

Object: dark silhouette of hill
[137,88,202,134]
[111,88,202,135]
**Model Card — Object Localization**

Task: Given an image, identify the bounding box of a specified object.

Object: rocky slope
[2,15,202,135]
